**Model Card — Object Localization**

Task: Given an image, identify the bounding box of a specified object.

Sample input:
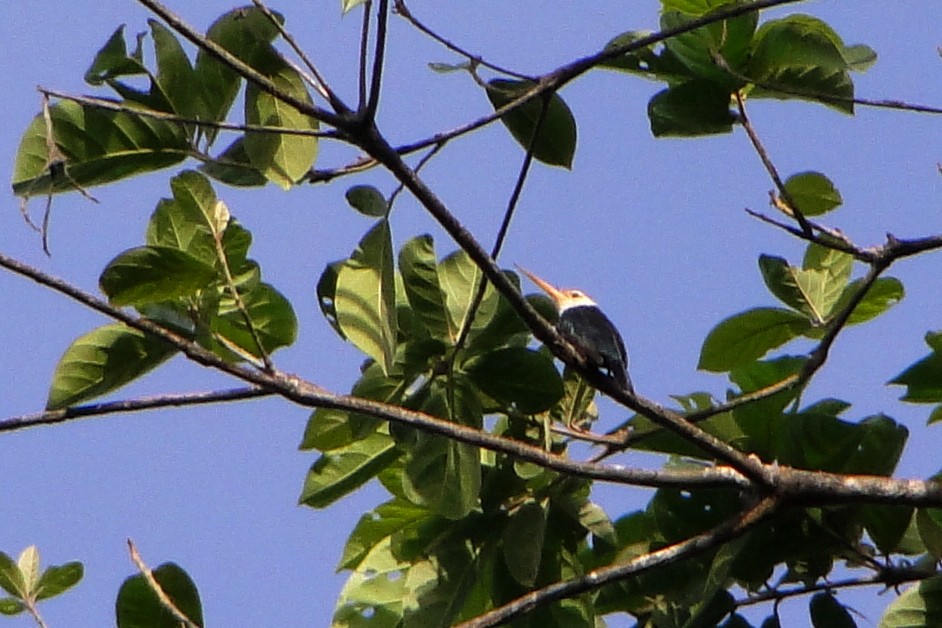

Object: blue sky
[2,1,942,626]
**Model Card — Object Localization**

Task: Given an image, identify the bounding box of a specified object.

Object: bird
[517,266,633,394]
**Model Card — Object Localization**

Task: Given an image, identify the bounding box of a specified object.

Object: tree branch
[135,0,350,124]
[457,495,782,628]
[0,388,271,433]
[393,0,534,80]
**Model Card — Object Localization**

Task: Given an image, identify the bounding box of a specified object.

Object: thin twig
[457,496,783,628]
[136,0,345,127]
[393,0,534,80]
[453,94,552,354]
[364,0,389,118]
[38,89,337,139]
[128,540,201,628]
[0,388,271,433]
[735,91,813,236]
[736,565,937,608]
[210,211,273,371]
[250,0,347,109]
[357,0,372,111]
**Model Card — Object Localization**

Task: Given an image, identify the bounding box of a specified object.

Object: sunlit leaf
[398,235,450,341]
[838,277,904,326]
[46,324,177,410]
[211,282,298,357]
[879,574,942,628]
[195,7,285,143]
[300,430,400,508]
[100,246,219,307]
[244,59,319,189]
[747,15,856,113]
[438,250,499,339]
[699,308,811,372]
[12,100,188,197]
[335,220,398,374]
[784,172,842,217]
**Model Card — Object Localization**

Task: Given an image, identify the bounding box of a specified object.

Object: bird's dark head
[517,266,598,312]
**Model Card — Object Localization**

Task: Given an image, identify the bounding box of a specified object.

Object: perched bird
[518,266,633,394]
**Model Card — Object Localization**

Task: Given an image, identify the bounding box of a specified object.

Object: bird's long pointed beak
[516,265,566,306]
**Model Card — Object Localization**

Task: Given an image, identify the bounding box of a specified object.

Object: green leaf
[346,185,389,218]
[438,250,499,339]
[699,307,811,372]
[551,367,597,430]
[244,59,319,190]
[300,430,400,508]
[600,30,692,81]
[316,261,346,340]
[210,282,298,358]
[917,510,942,560]
[399,236,450,342]
[892,350,942,403]
[0,552,26,598]
[84,26,147,85]
[465,347,564,414]
[784,172,842,217]
[300,363,401,451]
[648,80,736,137]
[12,100,188,197]
[332,535,407,627]
[502,500,547,587]
[47,324,177,409]
[838,277,904,326]
[36,562,83,601]
[339,499,430,571]
[149,20,199,119]
[758,255,809,313]
[196,7,285,127]
[335,220,398,374]
[659,8,757,88]
[0,598,25,616]
[199,137,267,187]
[861,506,914,555]
[747,15,856,113]
[485,79,577,168]
[401,381,482,519]
[342,0,369,13]
[100,246,219,307]
[115,563,203,628]
[810,593,855,628]
[843,44,878,72]
[880,574,942,628]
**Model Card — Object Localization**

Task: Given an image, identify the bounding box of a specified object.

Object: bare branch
[735,91,813,236]
[364,0,390,118]
[250,0,348,110]
[0,250,749,492]
[393,0,534,80]
[0,388,271,433]
[453,94,552,354]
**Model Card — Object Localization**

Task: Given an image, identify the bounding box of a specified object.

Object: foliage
[6,1,942,627]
